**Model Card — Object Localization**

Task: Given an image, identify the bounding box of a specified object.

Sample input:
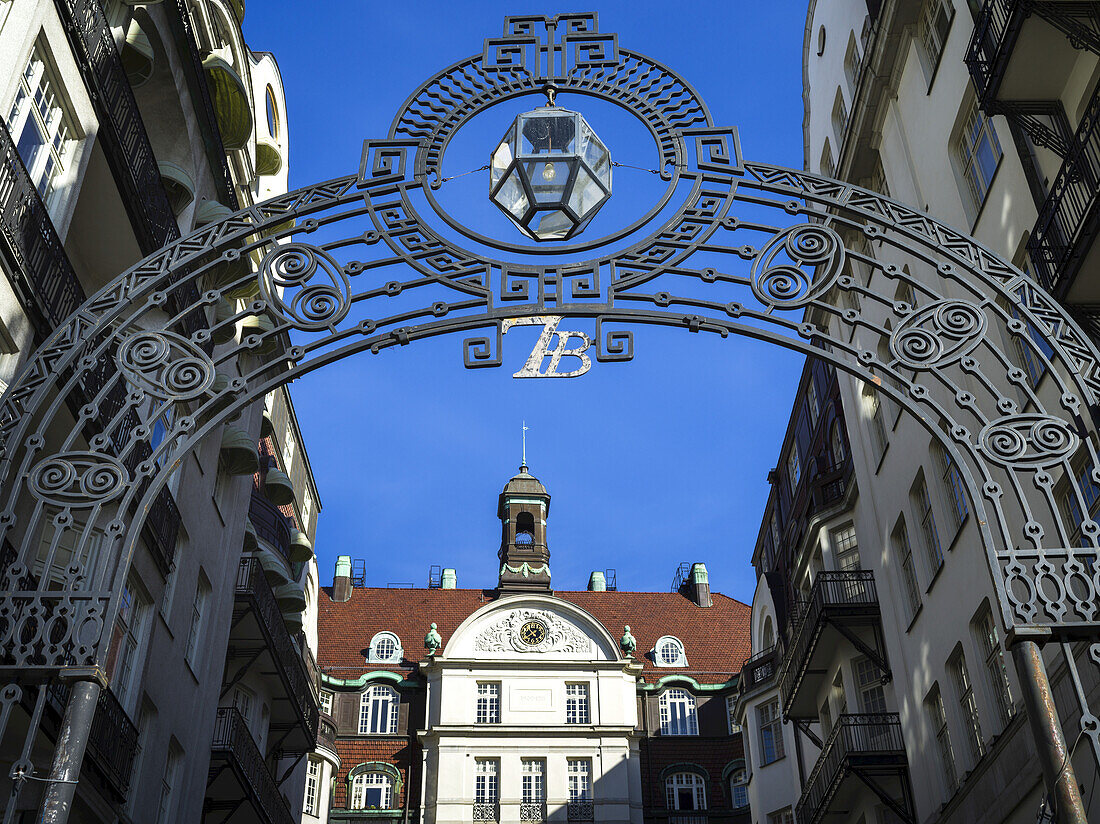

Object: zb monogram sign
[503,316,592,378]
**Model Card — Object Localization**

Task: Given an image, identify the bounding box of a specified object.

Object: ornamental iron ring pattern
[0,12,1099,811]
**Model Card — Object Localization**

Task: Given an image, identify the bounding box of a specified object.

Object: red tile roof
[318,586,751,685]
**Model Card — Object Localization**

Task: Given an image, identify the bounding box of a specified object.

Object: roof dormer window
[368,631,403,664]
[654,636,687,667]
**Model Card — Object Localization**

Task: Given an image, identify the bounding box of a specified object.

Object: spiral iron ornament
[889,300,987,369]
[258,243,351,331]
[977,414,1080,469]
[28,453,128,507]
[116,331,216,401]
[750,223,845,309]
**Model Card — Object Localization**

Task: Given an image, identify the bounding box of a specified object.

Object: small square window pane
[520,113,576,155]
[493,169,529,219]
[534,210,573,240]
[568,166,605,220]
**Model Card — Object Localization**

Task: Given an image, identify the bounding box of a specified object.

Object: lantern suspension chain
[438,164,491,183]
[611,160,685,175]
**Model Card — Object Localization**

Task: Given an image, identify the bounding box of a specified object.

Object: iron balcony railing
[0,119,86,338]
[795,713,907,824]
[250,488,293,562]
[297,630,321,697]
[740,644,779,693]
[1028,86,1100,296]
[778,571,879,715]
[520,802,546,822]
[472,803,499,822]
[567,802,594,821]
[210,706,294,824]
[47,681,138,801]
[235,557,319,743]
[317,711,337,751]
[965,0,1021,106]
[773,457,853,575]
[668,816,707,824]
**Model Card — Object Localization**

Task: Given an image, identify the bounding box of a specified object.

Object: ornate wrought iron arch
[2,11,1098,822]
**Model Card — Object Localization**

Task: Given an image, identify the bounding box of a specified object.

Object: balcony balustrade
[473,802,500,822]
[46,681,138,803]
[209,706,295,824]
[739,645,779,694]
[250,487,293,562]
[795,713,912,824]
[668,816,707,824]
[567,802,594,821]
[233,557,319,748]
[317,711,337,752]
[520,802,547,822]
[778,570,883,718]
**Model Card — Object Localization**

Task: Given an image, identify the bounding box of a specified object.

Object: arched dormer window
[348,762,401,810]
[664,771,706,810]
[659,688,699,735]
[368,631,403,664]
[761,617,775,650]
[358,685,398,735]
[515,511,535,544]
[723,760,749,809]
[654,636,687,667]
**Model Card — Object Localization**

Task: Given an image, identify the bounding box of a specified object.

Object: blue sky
[243,1,810,601]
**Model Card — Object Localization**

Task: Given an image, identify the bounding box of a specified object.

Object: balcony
[0,119,85,338]
[207,707,295,824]
[250,487,293,561]
[473,803,499,822]
[45,681,138,804]
[520,802,546,822]
[1028,88,1100,300]
[739,645,779,696]
[772,458,853,575]
[795,714,913,824]
[317,711,337,752]
[231,557,319,751]
[567,802,594,821]
[778,571,885,719]
[966,0,1100,109]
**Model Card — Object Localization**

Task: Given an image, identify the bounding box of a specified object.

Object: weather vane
[522,420,529,469]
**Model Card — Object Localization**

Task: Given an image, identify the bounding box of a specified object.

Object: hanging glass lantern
[489,106,611,241]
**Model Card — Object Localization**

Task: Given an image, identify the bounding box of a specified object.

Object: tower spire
[521,420,529,471]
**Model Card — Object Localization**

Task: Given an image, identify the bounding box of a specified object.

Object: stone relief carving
[474,608,593,654]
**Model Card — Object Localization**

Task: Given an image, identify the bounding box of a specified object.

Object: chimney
[333,555,353,602]
[441,568,458,589]
[688,563,712,607]
[587,571,606,591]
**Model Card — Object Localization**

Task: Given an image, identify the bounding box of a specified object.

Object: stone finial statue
[620,625,636,657]
[424,622,442,655]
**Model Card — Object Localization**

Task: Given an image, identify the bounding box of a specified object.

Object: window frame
[659,688,699,736]
[664,771,707,811]
[757,698,785,765]
[565,682,591,724]
[954,97,1003,215]
[912,475,943,575]
[351,770,394,810]
[926,684,958,796]
[358,684,399,735]
[368,631,403,664]
[950,649,985,763]
[654,635,688,667]
[476,681,501,724]
[304,758,320,815]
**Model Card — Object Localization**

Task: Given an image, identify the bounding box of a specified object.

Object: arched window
[358,685,398,734]
[368,631,403,664]
[655,636,687,667]
[728,764,748,809]
[515,511,535,544]
[665,772,706,810]
[659,689,699,735]
[761,616,775,650]
[830,420,846,466]
[350,771,394,809]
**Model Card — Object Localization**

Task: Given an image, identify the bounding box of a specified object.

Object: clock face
[519,620,547,646]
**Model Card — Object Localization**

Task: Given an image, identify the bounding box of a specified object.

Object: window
[821,140,835,177]
[160,535,182,619]
[567,759,592,815]
[833,525,860,571]
[521,758,545,804]
[844,35,861,94]
[974,606,1014,727]
[655,636,687,667]
[768,808,795,824]
[474,759,499,808]
[359,685,399,734]
[320,689,333,715]
[726,694,742,735]
[787,447,801,491]
[282,421,295,468]
[149,408,174,468]
[830,421,846,466]
[1006,302,1055,389]
[232,686,254,734]
[912,476,943,573]
[368,631,402,664]
[729,765,748,809]
[955,99,1002,210]
[476,682,500,724]
[184,573,210,671]
[304,759,320,815]
[893,519,922,617]
[832,89,848,149]
[855,657,887,714]
[6,42,75,202]
[660,689,699,736]
[919,0,953,71]
[864,387,887,464]
[106,576,151,713]
[128,702,155,817]
[758,699,785,764]
[566,683,590,724]
[807,379,820,427]
[266,84,279,138]
[937,444,969,532]
[868,159,890,197]
[926,685,957,796]
[1061,456,1100,544]
[665,772,706,811]
[155,743,181,824]
[351,771,393,810]
[950,650,985,761]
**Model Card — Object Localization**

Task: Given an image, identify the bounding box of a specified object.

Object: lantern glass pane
[490,128,515,189]
[579,121,611,188]
[533,209,573,240]
[524,160,572,203]
[568,166,605,219]
[520,113,576,155]
[494,168,529,219]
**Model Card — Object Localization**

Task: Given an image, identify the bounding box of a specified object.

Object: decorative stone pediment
[474,608,592,654]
